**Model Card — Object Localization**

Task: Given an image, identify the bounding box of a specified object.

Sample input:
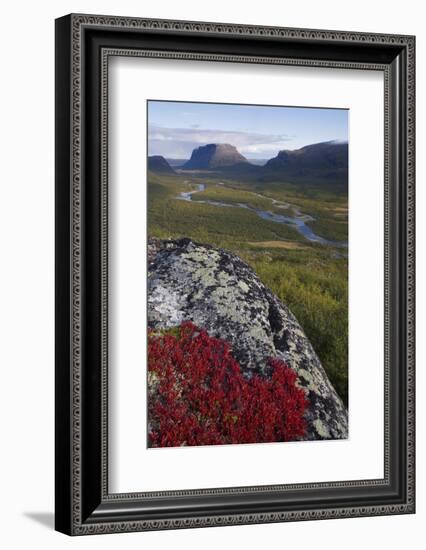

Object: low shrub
[148,322,308,447]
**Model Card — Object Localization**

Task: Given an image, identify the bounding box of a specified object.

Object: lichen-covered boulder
[147,237,348,440]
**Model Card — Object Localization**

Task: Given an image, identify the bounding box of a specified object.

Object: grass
[306,218,348,242]
[149,198,305,245]
[243,246,348,404]
[191,184,297,216]
[147,170,349,405]
[247,240,307,250]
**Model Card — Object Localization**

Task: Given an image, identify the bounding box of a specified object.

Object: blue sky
[148,100,348,160]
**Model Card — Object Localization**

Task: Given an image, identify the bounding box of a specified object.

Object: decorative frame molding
[55,14,415,535]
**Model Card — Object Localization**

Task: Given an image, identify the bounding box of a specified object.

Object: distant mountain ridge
[166,157,270,168]
[150,141,348,187]
[166,158,189,168]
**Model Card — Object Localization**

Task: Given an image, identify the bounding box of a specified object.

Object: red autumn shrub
[148,322,308,447]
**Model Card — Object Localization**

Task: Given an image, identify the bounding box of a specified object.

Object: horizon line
[149,138,349,160]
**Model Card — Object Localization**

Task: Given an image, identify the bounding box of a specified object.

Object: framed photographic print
[55,14,415,535]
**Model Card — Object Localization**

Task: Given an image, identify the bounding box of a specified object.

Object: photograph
[147,100,349,448]
[0,0,419,543]
[50,9,415,538]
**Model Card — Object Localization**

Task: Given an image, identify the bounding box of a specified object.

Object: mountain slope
[148,155,175,174]
[263,140,348,184]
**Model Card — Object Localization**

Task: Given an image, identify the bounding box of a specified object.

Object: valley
[147,164,349,405]
[176,180,347,247]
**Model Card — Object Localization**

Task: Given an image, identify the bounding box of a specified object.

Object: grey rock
[148,237,348,440]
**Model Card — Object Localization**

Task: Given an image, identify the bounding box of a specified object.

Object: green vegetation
[147,170,349,405]
[244,246,348,404]
[307,218,348,242]
[191,184,297,216]
[149,197,305,245]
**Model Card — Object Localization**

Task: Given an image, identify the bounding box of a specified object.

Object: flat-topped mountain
[183,143,249,170]
[148,155,175,174]
[264,140,348,183]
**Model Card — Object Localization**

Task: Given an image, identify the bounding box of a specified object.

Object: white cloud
[239,142,295,155]
[148,125,292,158]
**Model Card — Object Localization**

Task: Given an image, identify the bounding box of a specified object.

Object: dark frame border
[55,13,415,535]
